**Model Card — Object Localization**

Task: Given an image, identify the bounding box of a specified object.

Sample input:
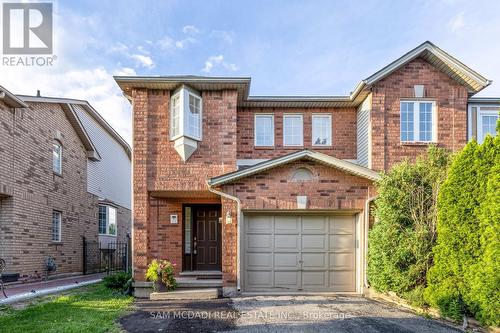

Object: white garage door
[243,214,356,292]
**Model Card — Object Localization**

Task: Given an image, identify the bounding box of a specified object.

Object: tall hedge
[425,134,499,326]
[368,146,449,305]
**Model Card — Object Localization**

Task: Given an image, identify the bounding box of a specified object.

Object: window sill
[283,146,304,149]
[99,234,117,237]
[49,241,63,246]
[53,172,62,178]
[312,145,332,149]
[400,141,436,146]
[254,146,275,150]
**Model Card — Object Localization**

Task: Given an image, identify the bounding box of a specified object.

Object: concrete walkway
[0,273,105,305]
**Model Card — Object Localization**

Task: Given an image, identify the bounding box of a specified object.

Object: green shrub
[368,146,449,306]
[102,271,132,293]
[425,134,499,326]
[145,259,178,292]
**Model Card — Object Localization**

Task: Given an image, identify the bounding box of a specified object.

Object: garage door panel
[329,216,355,234]
[329,234,354,251]
[274,253,299,269]
[247,234,273,251]
[329,252,354,270]
[302,271,328,290]
[301,216,327,234]
[246,253,273,270]
[274,234,299,251]
[301,252,327,270]
[329,270,355,292]
[246,216,273,233]
[274,216,300,233]
[274,271,300,289]
[246,270,273,288]
[302,234,327,250]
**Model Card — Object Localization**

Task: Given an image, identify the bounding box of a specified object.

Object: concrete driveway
[119,295,461,333]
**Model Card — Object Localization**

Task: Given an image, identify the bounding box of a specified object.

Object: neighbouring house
[0,88,132,280]
[114,41,498,297]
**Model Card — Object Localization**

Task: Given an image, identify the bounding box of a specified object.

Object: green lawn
[0,283,133,333]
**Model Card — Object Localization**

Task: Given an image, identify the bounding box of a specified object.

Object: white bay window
[170,86,203,161]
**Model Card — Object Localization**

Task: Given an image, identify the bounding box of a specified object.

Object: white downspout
[207,182,242,292]
[364,195,378,289]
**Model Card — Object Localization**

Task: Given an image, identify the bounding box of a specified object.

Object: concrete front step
[176,277,223,288]
[179,271,222,279]
[150,288,219,300]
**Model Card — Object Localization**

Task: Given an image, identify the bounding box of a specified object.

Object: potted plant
[145,259,178,292]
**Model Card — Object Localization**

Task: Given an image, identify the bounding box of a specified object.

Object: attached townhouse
[114,41,498,297]
[0,87,132,280]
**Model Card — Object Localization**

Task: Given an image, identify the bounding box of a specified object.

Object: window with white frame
[400,101,436,142]
[283,114,303,146]
[170,93,181,138]
[170,86,202,141]
[478,110,498,143]
[312,114,332,146]
[254,114,274,146]
[98,205,117,236]
[53,141,62,174]
[52,211,61,242]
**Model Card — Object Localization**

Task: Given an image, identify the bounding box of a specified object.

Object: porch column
[221,198,238,295]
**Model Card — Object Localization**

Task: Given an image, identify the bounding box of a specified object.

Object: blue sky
[3,0,500,142]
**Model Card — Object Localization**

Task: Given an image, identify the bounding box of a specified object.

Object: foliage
[425,134,499,326]
[0,283,132,333]
[368,146,450,306]
[145,259,178,292]
[102,271,132,294]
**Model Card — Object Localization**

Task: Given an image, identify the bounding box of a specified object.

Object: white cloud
[131,54,155,68]
[210,30,234,44]
[175,37,196,49]
[201,55,238,73]
[157,35,196,51]
[1,65,133,143]
[448,12,465,31]
[182,25,200,35]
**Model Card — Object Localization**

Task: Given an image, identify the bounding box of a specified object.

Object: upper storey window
[254,114,274,147]
[283,114,303,146]
[400,101,436,142]
[170,86,202,141]
[478,110,498,143]
[312,114,332,146]
[170,86,202,161]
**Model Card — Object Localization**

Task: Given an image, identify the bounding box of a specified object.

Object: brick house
[114,41,497,296]
[0,88,132,280]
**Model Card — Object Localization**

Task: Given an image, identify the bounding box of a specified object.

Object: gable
[208,150,380,186]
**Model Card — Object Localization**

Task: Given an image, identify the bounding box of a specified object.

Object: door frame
[182,204,222,272]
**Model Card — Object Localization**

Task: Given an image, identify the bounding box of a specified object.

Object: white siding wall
[356,94,371,167]
[73,104,131,209]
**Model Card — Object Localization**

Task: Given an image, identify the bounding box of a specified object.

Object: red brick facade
[370,58,468,171]
[237,107,357,159]
[128,55,473,291]
[0,100,131,279]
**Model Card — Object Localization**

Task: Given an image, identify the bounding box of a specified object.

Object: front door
[193,206,221,271]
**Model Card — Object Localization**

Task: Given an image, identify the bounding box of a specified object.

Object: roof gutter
[206,182,242,293]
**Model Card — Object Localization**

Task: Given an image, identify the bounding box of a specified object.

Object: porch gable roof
[208,149,381,186]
